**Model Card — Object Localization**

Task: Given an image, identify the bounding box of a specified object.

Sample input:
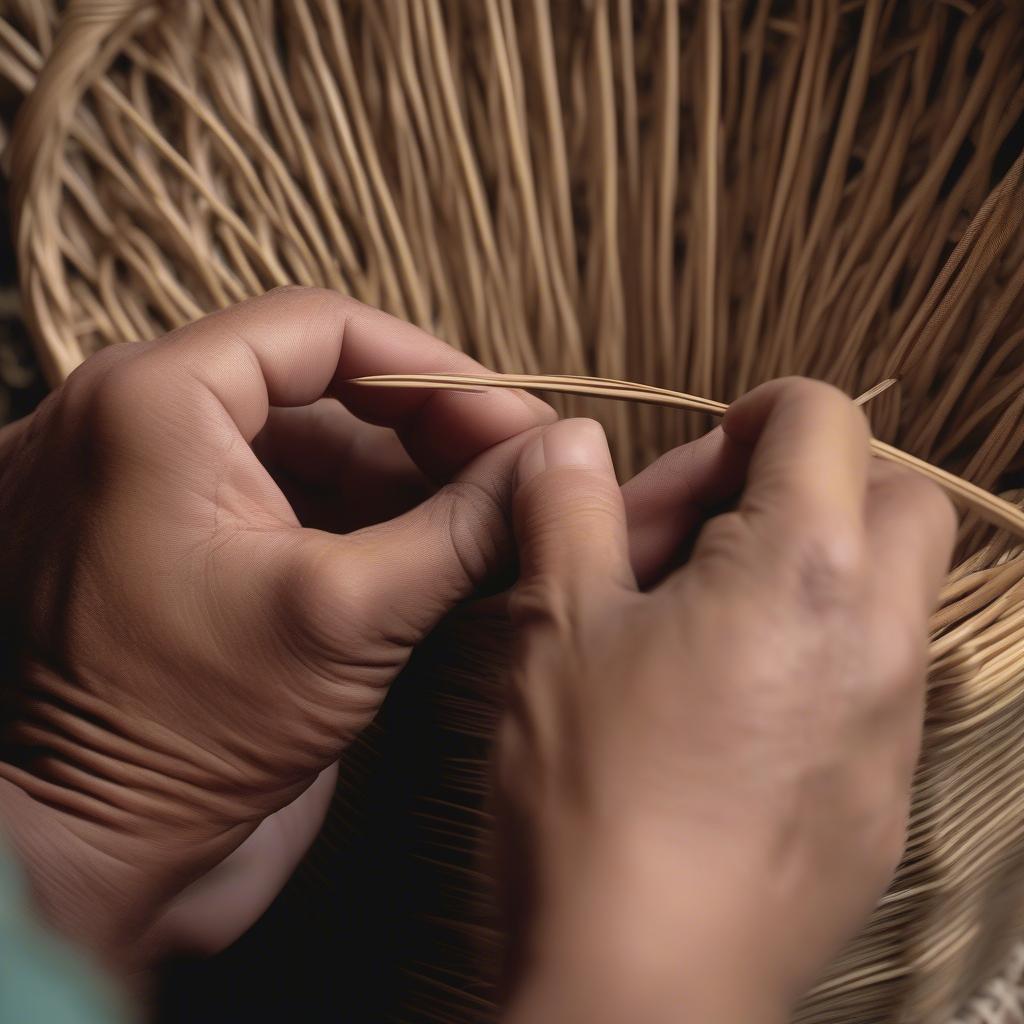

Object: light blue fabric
[0,842,127,1024]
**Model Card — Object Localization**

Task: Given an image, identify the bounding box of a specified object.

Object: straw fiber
[1,2,1024,1022]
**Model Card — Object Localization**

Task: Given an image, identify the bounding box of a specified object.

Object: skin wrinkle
[0,286,575,968]
[12,701,223,790]
[0,779,145,881]
[9,723,252,822]
[34,759,236,828]
[185,319,277,439]
[19,664,276,790]
[0,761,141,834]
[434,477,515,595]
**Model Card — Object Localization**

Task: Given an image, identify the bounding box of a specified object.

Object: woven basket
[2,2,1024,1022]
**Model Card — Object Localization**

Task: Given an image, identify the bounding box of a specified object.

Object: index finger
[722,377,872,546]
[147,287,555,480]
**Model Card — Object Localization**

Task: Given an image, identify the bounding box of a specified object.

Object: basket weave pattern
[2,2,1024,1022]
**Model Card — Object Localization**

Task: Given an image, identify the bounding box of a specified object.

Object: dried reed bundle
[1,2,1024,1022]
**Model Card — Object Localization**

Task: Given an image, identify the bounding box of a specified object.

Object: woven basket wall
[2,2,1024,1022]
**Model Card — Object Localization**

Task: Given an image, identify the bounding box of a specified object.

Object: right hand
[498,379,957,1024]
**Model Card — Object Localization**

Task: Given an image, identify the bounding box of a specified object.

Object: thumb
[330,430,530,640]
[512,418,635,622]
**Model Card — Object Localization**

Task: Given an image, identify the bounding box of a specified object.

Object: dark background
[0,77,47,429]
[0,176,45,428]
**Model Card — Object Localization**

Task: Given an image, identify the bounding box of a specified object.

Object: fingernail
[517,418,614,485]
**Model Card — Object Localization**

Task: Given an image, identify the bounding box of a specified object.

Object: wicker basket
[2,2,1024,1022]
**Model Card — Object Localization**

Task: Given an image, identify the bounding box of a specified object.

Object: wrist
[0,782,138,964]
[504,916,789,1024]
[502,834,793,1024]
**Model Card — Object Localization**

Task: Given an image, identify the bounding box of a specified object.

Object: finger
[622,426,749,587]
[722,377,872,549]
[279,427,536,653]
[865,461,958,630]
[512,418,635,620]
[254,399,431,531]
[148,287,556,478]
[863,464,956,793]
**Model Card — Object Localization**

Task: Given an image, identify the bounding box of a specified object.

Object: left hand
[0,287,556,970]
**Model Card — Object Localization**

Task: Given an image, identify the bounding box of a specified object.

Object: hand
[0,287,555,971]
[497,380,956,1024]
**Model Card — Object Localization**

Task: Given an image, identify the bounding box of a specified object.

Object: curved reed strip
[1,2,1024,1022]
[353,370,1024,538]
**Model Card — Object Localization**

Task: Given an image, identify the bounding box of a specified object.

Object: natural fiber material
[1,2,1024,1022]
[955,942,1024,1024]
[351,369,1024,537]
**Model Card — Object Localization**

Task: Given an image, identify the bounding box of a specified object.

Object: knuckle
[494,697,536,788]
[90,365,150,436]
[509,575,578,635]
[275,542,362,656]
[509,573,602,649]
[788,528,865,609]
[266,284,351,315]
[573,487,625,525]
[267,283,310,297]
[694,511,750,565]
[510,578,633,674]
[691,513,766,592]
[268,283,326,299]
[774,375,827,399]
[771,375,835,407]
[493,716,521,797]
[911,477,958,550]
[869,458,914,488]
[58,345,127,408]
[874,460,956,525]
[521,491,623,563]
[779,374,849,405]
[519,472,622,526]
[59,349,152,446]
[429,479,508,586]
[876,621,928,696]
[845,774,911,888]
[497,637,576,790]
[780,376,870,435]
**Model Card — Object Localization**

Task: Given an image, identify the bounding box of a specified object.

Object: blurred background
[0,77,46,429]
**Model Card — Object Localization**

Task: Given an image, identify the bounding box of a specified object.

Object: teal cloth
[0,843,127,1024]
